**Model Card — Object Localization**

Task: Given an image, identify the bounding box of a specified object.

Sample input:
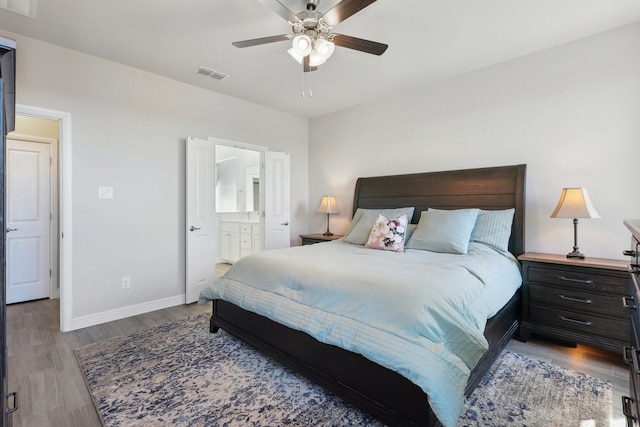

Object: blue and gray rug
[74,314,613,426]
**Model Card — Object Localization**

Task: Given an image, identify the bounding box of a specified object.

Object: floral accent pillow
[364,213,409,252]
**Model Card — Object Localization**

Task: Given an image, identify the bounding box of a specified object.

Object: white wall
[5,31,309,325]
[309,22,640,260]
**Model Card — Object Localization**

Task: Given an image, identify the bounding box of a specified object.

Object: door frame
[15,104,73,332]
[209,136,267,250]
[6,133,58,300]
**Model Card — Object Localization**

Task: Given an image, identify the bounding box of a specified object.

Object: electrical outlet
[121,276,131,289]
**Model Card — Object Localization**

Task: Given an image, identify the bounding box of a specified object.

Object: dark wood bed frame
[210,164,527,426]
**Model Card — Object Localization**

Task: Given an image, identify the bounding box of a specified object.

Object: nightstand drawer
[529,304,630,342]
[529,266,626,294]
[529,284,629,319]
[300,234,343,245]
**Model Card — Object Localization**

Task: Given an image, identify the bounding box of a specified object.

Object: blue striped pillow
[470,209,515,252]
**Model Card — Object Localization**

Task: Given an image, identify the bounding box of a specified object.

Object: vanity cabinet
[219,222,241,263]
[220,221,261,263]
[240,223,262,259]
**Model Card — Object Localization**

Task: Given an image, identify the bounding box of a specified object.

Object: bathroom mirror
[215,145,260,213]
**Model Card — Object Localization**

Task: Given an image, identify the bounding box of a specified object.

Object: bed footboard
[209,291,520,427]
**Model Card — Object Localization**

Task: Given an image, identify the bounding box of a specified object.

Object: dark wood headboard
[352,164,527,256]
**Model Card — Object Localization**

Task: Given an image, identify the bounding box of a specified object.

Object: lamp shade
[550,188,601,219]
[287,48,304,64]
[308,48,326,67]
[318,196,340,214]
[291,35,312,57]
[314,38,335,60]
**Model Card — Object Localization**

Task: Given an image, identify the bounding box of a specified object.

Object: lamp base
[566,249,585,259]
[566,219,585,259]
[323,212,333,237]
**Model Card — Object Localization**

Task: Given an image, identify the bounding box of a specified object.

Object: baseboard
[70,294,186,331]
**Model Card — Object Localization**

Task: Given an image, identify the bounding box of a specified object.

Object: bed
[200,164,526,427]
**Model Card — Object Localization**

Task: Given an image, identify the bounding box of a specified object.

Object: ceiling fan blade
[303,55,318,73]
[332,34,388,55]
[255,0,302,24]
[232,35,290,48]
[321,0,378,27]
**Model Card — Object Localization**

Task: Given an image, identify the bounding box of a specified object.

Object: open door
[185,137,216,304]
[264,151,291,250]
[185,142,291,303]
[5,138,52,304]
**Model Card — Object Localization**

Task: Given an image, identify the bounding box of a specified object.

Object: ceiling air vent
[194,66,229,81]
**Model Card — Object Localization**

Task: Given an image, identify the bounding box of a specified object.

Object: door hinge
[50,157,52,165]
[50,269,52,277]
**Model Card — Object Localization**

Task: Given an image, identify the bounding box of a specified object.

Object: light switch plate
[98,186,114,199]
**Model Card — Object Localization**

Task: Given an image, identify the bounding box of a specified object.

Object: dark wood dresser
[519,252,630,354]
[622,219,640,426]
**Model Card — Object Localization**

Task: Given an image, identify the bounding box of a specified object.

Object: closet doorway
[5,132,57,304]
[13,105,72,332]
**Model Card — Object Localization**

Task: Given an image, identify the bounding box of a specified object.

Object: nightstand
[300,233,343,245]
[519,252,631,354]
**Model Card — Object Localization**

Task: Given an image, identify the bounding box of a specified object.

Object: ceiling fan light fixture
[287,48,304,64]
[314,38,335,60]
[308,48,326,67]
[291,35,312,56]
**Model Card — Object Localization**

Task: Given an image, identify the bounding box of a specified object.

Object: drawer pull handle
[623,296,637,311]
[623,346,640,376]
[6,391,17,414]
[559,316,592,326]
[557,275,593,285]
[633,347,640,376]
[624,346,634,365]
[558,294,593,304]
[622,396,637,421]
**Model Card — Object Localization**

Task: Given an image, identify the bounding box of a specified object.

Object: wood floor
[6,296,630,427]
[6,298,211,427]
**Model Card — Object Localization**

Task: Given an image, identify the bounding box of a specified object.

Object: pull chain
[300,61,313,99]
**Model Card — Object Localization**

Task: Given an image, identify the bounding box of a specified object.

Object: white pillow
[405,208,479,254]
[470,208,515,252]
[344,207,415,245]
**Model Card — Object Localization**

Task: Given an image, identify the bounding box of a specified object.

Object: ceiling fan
[232,0,388,72]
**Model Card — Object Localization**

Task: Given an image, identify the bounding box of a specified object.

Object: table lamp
[318,196,339,236]
[550,187,601,259]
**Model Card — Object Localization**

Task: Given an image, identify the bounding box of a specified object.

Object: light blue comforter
[199,240,522,427]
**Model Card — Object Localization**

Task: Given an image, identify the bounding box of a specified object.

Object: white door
[264,151,291,250]
[6,139,51,304]
[185,137,217,304]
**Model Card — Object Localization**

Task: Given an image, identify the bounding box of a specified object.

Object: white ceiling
[1,0,640,119]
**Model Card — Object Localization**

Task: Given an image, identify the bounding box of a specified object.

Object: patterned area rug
[458,351,613,426]
[75,314,613,427]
